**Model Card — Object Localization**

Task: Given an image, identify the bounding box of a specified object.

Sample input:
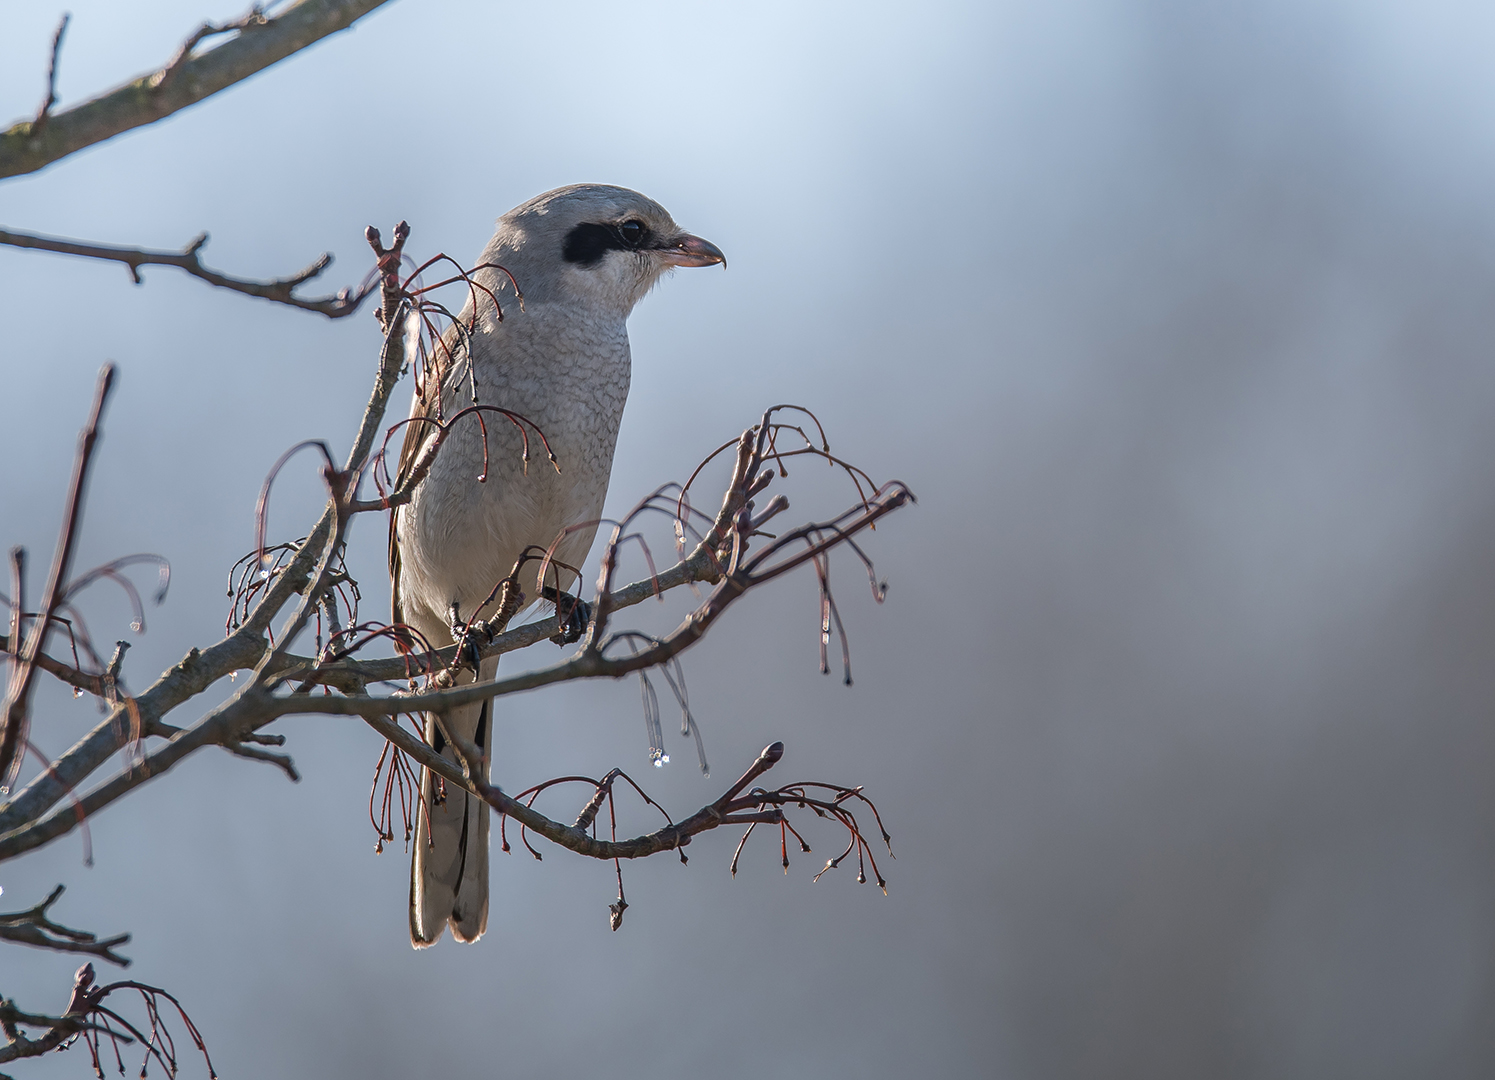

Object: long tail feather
[410,658,494,947]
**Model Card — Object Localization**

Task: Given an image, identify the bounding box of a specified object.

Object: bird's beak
[657,233,726,268]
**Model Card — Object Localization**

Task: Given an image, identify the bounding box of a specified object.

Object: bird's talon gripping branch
[445,602,485,673]
[540,586,591,646]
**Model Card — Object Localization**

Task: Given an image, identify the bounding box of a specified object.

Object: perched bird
[390,184,724,947]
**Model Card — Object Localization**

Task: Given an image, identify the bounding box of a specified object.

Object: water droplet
[652,752,670,768]
[73,687,83,698]
[229,671,238,681]
[259,568,271,580]
[129,620,143,633]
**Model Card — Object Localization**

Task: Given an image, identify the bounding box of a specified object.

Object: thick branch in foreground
[0,226,372,318]
[0,0,393,180]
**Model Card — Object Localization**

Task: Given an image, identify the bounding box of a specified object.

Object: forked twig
[0,885,129,966]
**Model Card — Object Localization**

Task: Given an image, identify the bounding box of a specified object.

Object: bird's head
[481,184,725,317]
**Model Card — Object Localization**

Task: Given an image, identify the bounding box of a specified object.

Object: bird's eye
[617,220,646,247]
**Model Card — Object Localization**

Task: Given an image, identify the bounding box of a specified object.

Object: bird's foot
[540,586,591,645]
[447,601,485,673]
[486,577,526,637]
[446,578,529,673]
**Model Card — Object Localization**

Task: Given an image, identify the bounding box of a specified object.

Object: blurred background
[4,0,1495,1076]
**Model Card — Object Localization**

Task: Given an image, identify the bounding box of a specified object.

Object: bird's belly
[395,362,627,639]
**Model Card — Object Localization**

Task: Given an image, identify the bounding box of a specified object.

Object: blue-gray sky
[4,1,1495,1076]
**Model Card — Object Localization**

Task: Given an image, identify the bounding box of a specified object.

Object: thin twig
[30,15,69,139]
[0,885,130,966]
[1,364,114,794]
[0,226,371,318]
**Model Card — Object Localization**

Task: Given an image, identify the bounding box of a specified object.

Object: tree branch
[269,547,722,693]
[0,631,105,698]
[0,885,130,967]
[0,474,906,863]
[369,716,791,862]
[1,964,215,1076]
[0,233,409,836]
[1,365,114,795]
[278,487,910,719]
[0,0,395,180]
[0,226,372,318]
[0,232,912,888]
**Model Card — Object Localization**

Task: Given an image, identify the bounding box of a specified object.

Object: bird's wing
[388,322,463,629]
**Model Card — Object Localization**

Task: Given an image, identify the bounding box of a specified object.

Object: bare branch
[223,740,300,781]
[370,718,888,898]
[275,542,721,693]
[0,224,910,913]
[373,717,790,862]
[0,226,372,318]
[0,886,130,967]
[0,0,394,180]
[0,468,904,862]
[0,552,703,860]
[0,230,411,837]
[0,632,104,698]
[1,964,216,1075]
[1,365,114,795]
[273,483,910,719]
[0,468,907,862]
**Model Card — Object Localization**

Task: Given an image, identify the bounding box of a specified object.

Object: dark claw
[541,586,591,645]
[448,601,485,670]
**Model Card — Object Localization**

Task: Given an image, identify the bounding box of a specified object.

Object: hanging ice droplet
[653,753,670,768]
[73,686,84,698]
[259,568,271,579]
[129,620,142,633]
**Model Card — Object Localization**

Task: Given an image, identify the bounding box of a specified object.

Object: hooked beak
[656,233,726,268]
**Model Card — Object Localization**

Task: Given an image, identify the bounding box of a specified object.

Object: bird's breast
[395,308,633,633]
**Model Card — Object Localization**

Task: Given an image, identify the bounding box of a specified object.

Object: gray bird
[390,184,724,947]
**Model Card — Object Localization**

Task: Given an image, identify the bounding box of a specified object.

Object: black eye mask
[561,219,652,267]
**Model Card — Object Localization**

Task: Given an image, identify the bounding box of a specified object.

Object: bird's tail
[410,656,495,947]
